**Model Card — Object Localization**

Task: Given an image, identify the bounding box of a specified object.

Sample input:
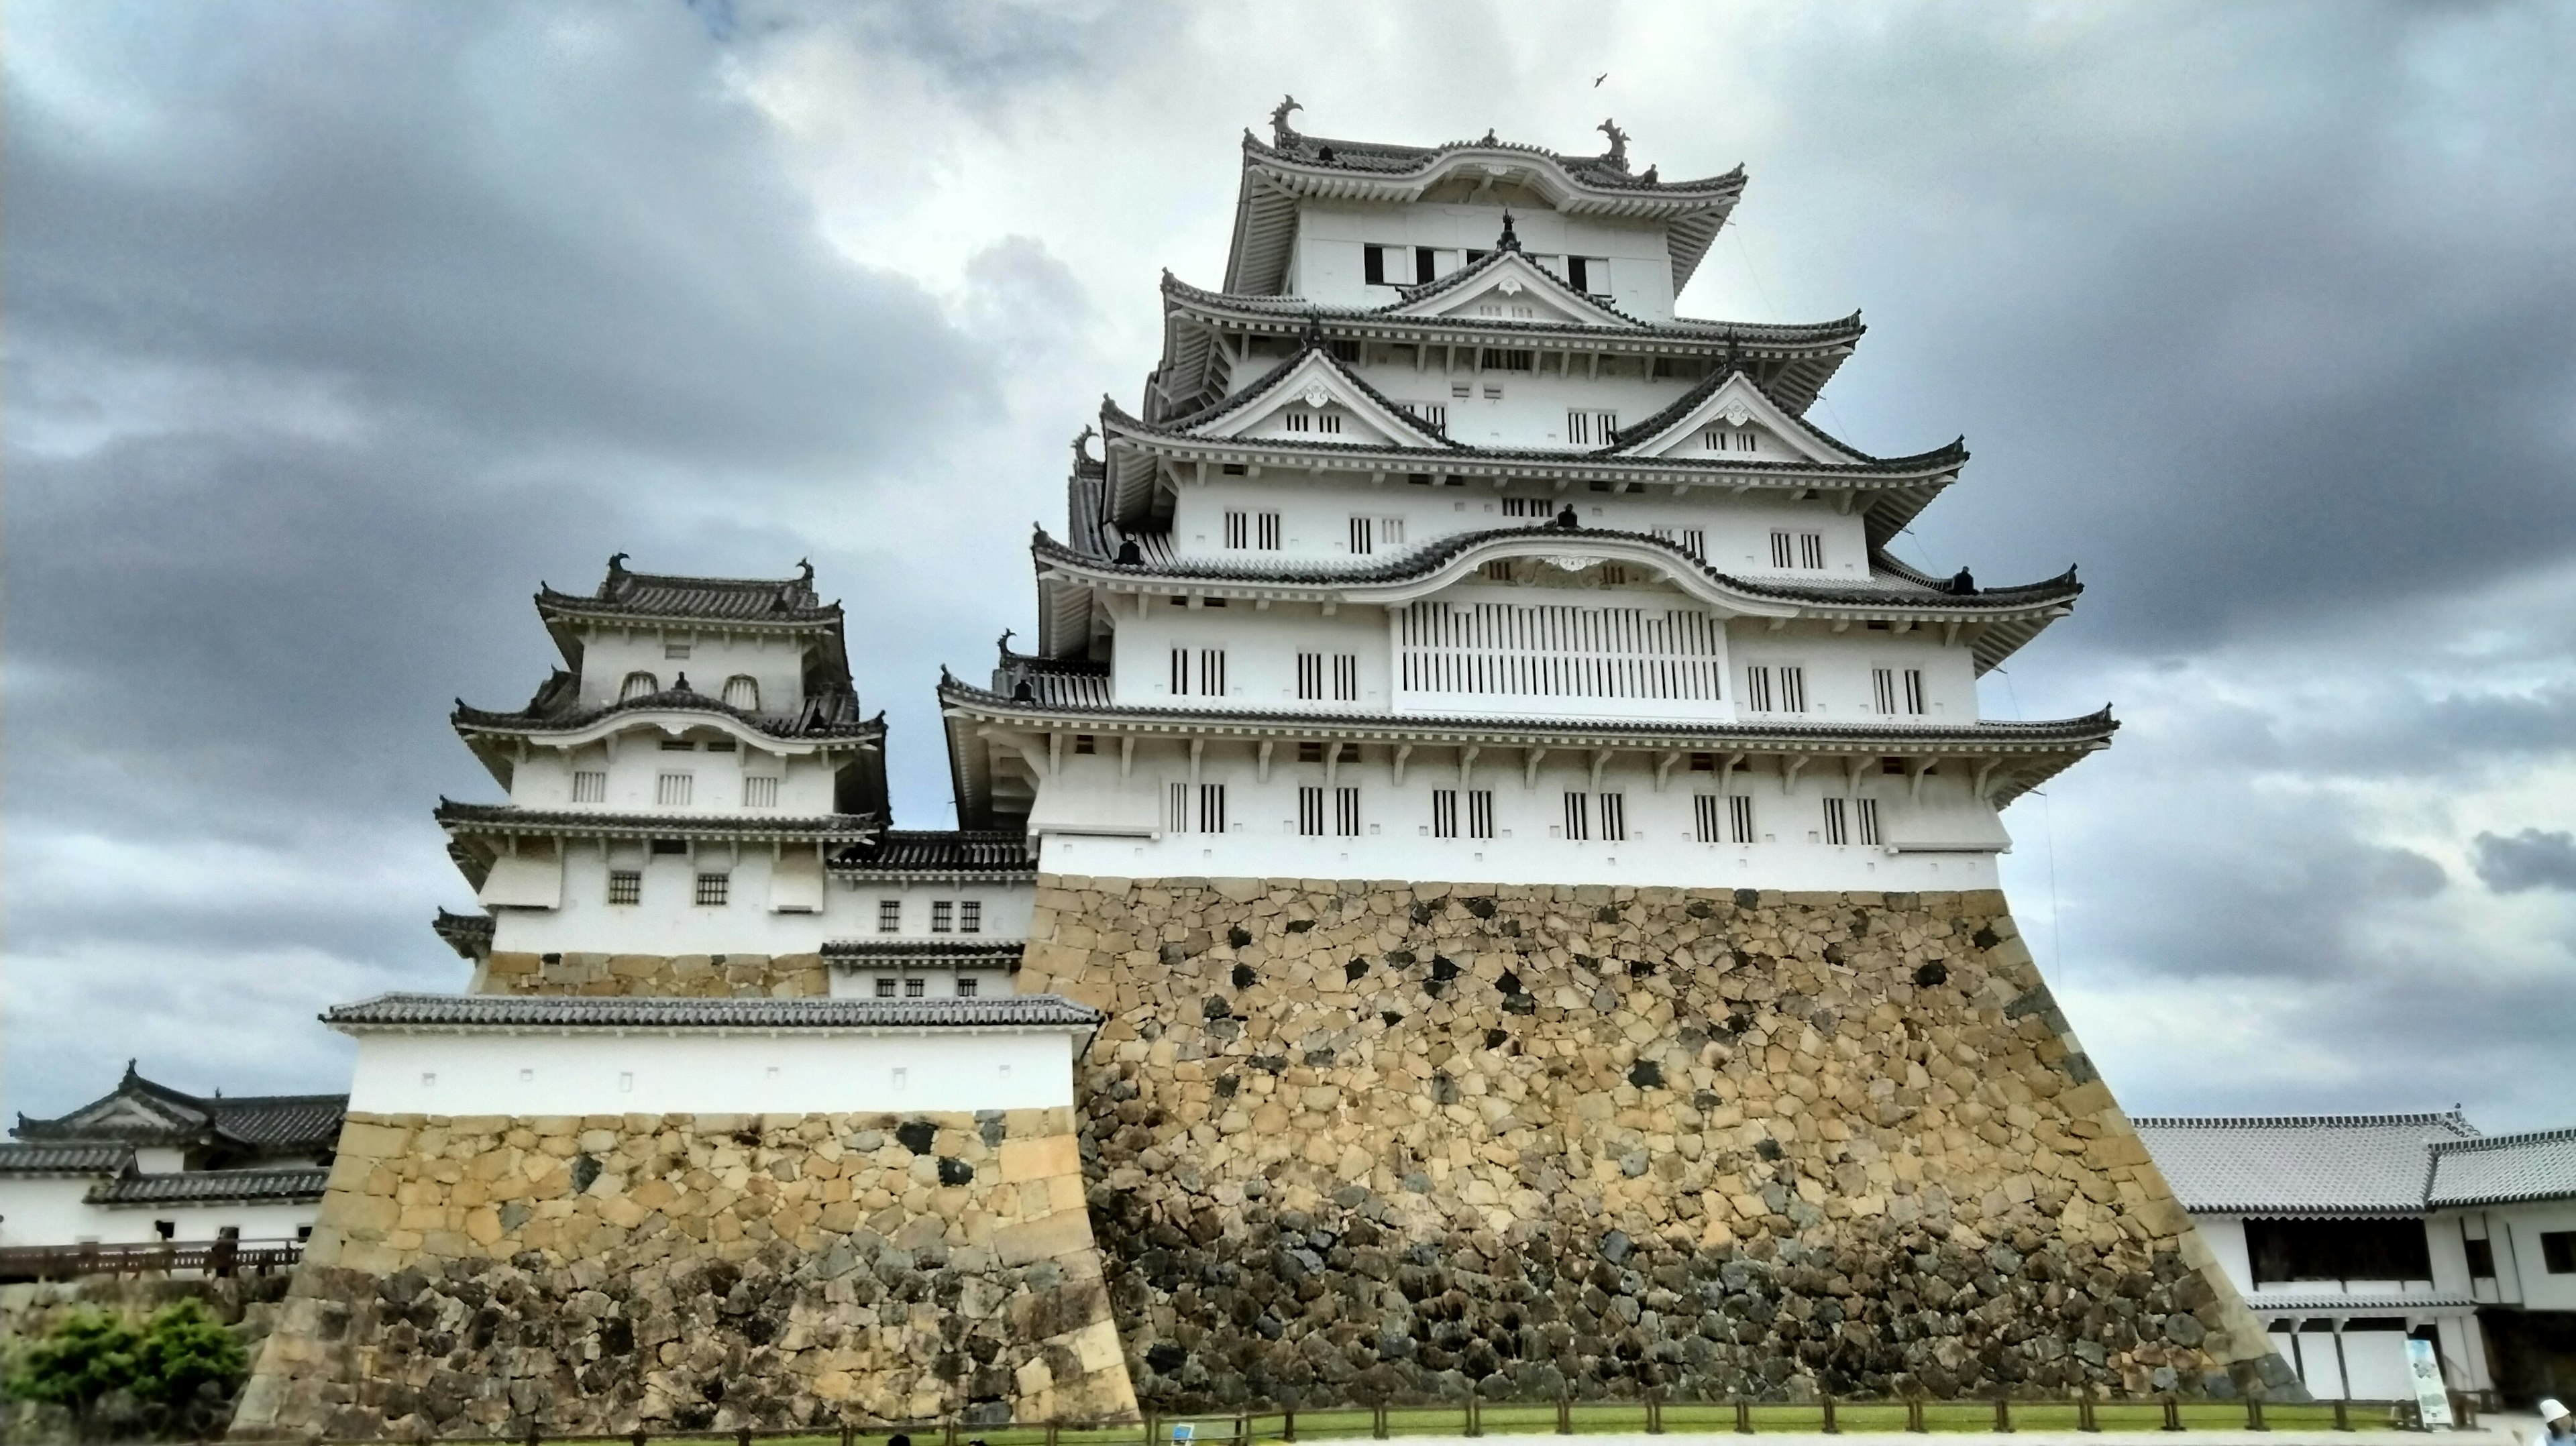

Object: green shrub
[5,1299,248,1439]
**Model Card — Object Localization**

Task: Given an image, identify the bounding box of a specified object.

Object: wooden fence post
[1733,1398,1752,1435]
[2078,1390,2098,1434]
[1995,1396,2012,1433]
[1821,1392,1837,1435]
[1906,1396,1926,1433]
[2161,1395,2184,1432]
[1373,1402,1389,1441]
[1556,1390,1572,1435]
[1281,1408,1295,1443]
[2247,1395,2267,1432]
[2332,1399,2352,1433]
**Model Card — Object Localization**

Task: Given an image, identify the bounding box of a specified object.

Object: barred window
[877,898,901,933]
[1468,790,1495,840]
[904,978,926,999]
[1562,791,1591,842]
[1257,512,1281,550]
[1169,781,1189,833]
[1780,666,1807,712]
[1169,647,1189,695]
[1199,649,1227,696]
[1731,795,1757,844]
[1565,410,1619,446]
[1768,529,1826,568]
[875,977,897,998]
[1822,797,1850,847]
[955,976,980,999]
[1299,786,1325,837]
[695,873,731,906]
[1199,783,1228,834]
[1598,792,1627,842]
[1694,794,1723,844]
[1297,651,1324,701]
[743,775,779,808]
[1332,653,1359,702]
[621,671,659,702]
[960,901,981,934]
[1224,510,1250,549]
[722,675,759,711]
[1334,786,1362,838]
[608,871,642,905]
[931,901,954,934]
[1431,789,1459,839]
[1874,667,1898,716]
[1857,798,1882,847]
[1903,669,1926,714]
[572,771,608,803]
[655,772,694,806]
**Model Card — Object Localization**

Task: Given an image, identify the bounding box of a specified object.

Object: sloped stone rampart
[1018,876,2298,1410]
[474,950,826,997]
[3,1275,292,1443]
[228,1109,1136,1439]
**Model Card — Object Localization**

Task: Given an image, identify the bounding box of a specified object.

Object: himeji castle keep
[220,108,2354,1437]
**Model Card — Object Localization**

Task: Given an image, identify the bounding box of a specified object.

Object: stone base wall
[1020,877,2298,1410]
[475,951,826,997]
[229,1109,1136,1439]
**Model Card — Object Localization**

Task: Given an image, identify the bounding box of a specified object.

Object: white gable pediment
[67,1095,199,1135]
[1191,351,1444,448]
[1627,373,1843,463]
[1389,253,1631,329]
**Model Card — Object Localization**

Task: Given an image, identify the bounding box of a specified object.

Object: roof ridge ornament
[1270,95,1301,147]
[1301,309,1326,351]
[1071,425,1097,465]
[602,551,629,598]
[1597,118,1629,172]
[1497,211,1522,253]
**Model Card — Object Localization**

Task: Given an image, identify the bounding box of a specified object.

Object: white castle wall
[488,849,1032,956]
[344,1029,1079,1116]
[1291,199,1676,319]
[0,1178,317,1247]
[1029,742,2008,891]
[572,627,818,713]
[1171,478,1877,580]
[502,740,843,815]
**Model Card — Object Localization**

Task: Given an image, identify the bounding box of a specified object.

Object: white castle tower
[941,107,2108,885]
[441,555,1036,999]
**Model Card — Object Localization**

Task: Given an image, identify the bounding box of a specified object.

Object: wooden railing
[0,1236,304,1282]
[265,1390,2471,1445]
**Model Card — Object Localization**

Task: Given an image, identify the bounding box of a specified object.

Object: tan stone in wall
[1024,875,2296,1410]
[229,1109,1136,1439]
[472,952,828,998]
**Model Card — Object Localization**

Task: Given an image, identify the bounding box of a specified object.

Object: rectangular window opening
[694,872,731,906]
[1298,786,1325,838]
[1334,785,1362,838]
[608,871,642,905]
[930,900,954,933]
[877,899,901,934]
[572,770,608,803]
[1562,791,1591,842]
[1199,783,1228,834]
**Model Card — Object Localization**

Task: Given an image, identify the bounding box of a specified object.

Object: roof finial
[1947,568,1978,597]
[796,557,814,586]
[1270,95,1301,146]
[1639,164,1658,184]
[998,628,1016,659]
[1301,309,1327,351]
[1479,127,1498,146]
[1597,118,1629,171]
[672,671,693,692]
[1497,211,1522,253]
[1072,425,1097,464]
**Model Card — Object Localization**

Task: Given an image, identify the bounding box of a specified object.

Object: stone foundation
[475,951,826,997]
[3,1274,292,1443]
[1019,877,2298,1410]
[229,1109,1136,1438]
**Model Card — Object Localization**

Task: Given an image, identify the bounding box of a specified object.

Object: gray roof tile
[0,1143,132,1175]
[88,1167,330,1206]
[2426,1127,2576,1207]
[2132,1113,2479,1215]
[830,831,1035,876]
[325,991,1102,1032]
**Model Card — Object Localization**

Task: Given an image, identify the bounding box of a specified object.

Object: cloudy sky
[7,1,2573,1131]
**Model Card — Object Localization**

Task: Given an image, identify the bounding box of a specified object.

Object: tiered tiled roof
[0,1143,132,1175]
[431,909,495,960]
[820,940,1025,966]
[1230,119,1746,297]
[536,555,838,627]
[89,1166,330,1206]
[435,800,882,840]
[451,685,879,742]
[2426,1126,2576,1207]
[325,992,1102,1032]
[13,1064,345,1158]
[829,830,1036,877]
[2132,1112,2481,1217]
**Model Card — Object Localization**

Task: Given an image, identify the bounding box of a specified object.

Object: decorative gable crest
[1181,347,1451,449]
[1387,249,1635,330]
[1615,371,1848,463]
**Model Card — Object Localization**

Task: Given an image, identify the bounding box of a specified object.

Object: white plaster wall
[1106,594,1978,728]
[827,969,1016,1000]
[1032,742,2008,891]
[2195,1215,2256,1295]
[1291,200,1675,319]
[574,627,816,714]
[488,849,1032,956]
[0,1180,314,1247]
[0,1177,110,1246]
[345,1030,1079,1115]
[2496,1201,2576,1310]
[507,738,839,815]
[1171,478,1876,585]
